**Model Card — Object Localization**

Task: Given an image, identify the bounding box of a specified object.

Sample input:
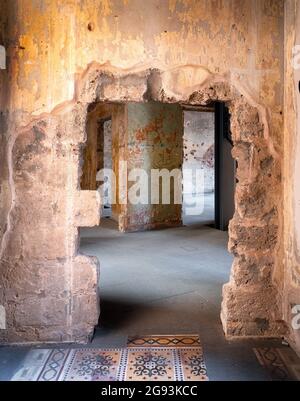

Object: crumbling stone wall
[0,106,101,342]
[0,0,289,346]
[0,64,286,342]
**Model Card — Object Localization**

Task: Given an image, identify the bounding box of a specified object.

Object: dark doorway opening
[214,102,235,231]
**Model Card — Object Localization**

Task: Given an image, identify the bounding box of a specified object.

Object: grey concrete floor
[79,193,286,381]
[0,194,293,381]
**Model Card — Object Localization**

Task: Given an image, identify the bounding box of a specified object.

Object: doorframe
[214,102,235,231]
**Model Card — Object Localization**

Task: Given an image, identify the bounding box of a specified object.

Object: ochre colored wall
[2,0,283,115]
[0,0,291,345]
[1,0,285,245]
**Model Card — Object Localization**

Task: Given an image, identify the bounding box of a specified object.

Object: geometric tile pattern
[254,347,300,381]
[38,349,70,381]
[127,335,201,348]
[180,348,208,381]
[61,349,123,381]
[11,335,209,381]
[124,347,208,381]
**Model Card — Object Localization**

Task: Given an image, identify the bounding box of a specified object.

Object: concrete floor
[82,193,224,339]
[79,193,286,381]
[0,194,293,381]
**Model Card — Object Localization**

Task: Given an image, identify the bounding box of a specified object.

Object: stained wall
[122,102,183,232]
[0,0,288,345]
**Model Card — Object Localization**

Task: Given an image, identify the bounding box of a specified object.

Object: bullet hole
[19,46,25,50]
[87,22,94,32]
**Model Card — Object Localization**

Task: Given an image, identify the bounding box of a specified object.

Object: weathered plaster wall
[0,0,288,344]
[1,0,284,117]
[121,102,183,232]
[283,0,300,356]
[183,111,215,194]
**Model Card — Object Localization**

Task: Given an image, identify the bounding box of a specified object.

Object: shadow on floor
[98,297,154,330]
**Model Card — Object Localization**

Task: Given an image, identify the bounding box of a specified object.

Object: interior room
[0,0,300,383]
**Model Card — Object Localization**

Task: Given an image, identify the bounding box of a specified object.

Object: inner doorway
[182,104,235,231]
[79,100,235,339]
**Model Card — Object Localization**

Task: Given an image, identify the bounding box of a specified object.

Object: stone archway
[0,64,286,343]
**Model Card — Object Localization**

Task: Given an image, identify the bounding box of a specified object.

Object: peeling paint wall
[0,0,289,345]
[120,102,183,232]
[1,0,284,117]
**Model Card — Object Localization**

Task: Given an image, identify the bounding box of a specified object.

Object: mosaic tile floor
[254,347,300,381]
[11,335,209,382]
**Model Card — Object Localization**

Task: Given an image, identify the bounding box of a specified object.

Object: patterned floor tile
[124,347,208,381]
[254,348,300,381]
[127,335,201,348]
[10,335,209,381]
[60,349,124,381]
[277,348,300,381]
[38,349,70,381]
[179,348,208,381]
[125,348,176,381]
